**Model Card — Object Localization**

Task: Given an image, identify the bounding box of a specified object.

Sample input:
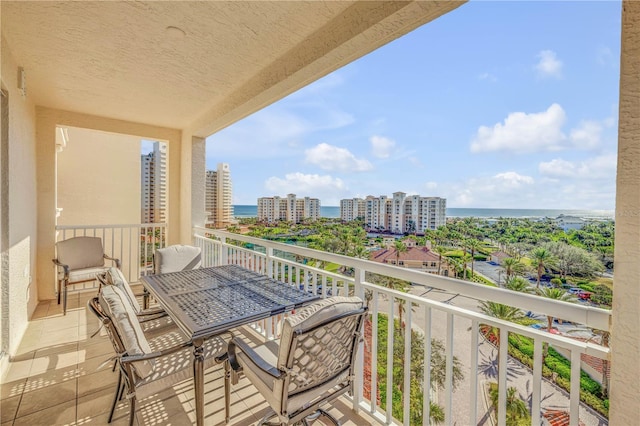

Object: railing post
[266,247,274,279]
[352,267,365,413]
[220,236,228,265]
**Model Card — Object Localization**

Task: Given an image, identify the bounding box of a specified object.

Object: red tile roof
[370,246,439,263]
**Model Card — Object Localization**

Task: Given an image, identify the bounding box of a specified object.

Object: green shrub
[550,278,562,286]
[473,254,487,261]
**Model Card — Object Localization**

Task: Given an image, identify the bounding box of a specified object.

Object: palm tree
[466,238,483,278]
[478,301,525,343]
[537,287,575,333]
[530,247,555,289]
[489,384,530,425]
[460,252,473,280]
[432,245,446,275]
[501,257,525,281]
[505,276,535,294]
[393,240,407,267]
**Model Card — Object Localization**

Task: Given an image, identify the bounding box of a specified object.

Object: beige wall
[610,1,640,423]
[35,108,182,302]
[56,126,141,226]
[1,35,39,357]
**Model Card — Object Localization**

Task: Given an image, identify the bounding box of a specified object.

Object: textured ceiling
[2,1,464,136]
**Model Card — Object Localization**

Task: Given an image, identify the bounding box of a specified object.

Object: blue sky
[205,1,621,209]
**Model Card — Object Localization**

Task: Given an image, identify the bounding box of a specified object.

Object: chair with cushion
[53,236,120,315]
[89,285,227,426]
[146,244,202,309]
[96,267,169,331]
[153,244,201,274]
[225,296,367,425]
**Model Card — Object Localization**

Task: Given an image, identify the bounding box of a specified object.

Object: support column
[180,133,206,244]
[610,1,640,423]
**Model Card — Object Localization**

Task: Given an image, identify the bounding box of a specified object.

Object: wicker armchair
[226,296,367,425]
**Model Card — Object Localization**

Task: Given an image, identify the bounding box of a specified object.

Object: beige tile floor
[0,291,377,426]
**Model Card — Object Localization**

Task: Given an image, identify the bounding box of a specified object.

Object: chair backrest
[56,236,105,270]
[153,244,201,274]
[277,296,366,399]
[97,267,142,314]
[95,286,155,379]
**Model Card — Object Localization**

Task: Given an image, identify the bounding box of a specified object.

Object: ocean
[232,205,614,220]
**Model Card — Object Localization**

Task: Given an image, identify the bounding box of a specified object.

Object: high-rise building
[257,194,320,223]
[340,193,446,233]
[205,163,235,228]
[141,142,167,224]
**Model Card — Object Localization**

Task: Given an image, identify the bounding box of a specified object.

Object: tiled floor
[0,291,376,426]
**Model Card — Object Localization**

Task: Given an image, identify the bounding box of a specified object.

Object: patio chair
[225,296,367,425]
[96,268,170,332]
[153,244,201,274]
[146,244,202,309]
[53,236,120,315]
[88,286,228,426]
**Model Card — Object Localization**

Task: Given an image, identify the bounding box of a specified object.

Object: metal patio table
[141,264,320,426]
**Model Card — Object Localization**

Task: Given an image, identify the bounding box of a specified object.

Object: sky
[205,1,622,209]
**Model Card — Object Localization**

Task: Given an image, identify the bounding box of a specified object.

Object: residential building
[555,214,586,231]
[140,142,167,224]
[341,193,446,233]
[257,194,320,223]
[340,198,365,221]
[205,163,234,228]
[369,238,451,276]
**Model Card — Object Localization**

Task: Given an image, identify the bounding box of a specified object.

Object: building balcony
[2,225,612,425]
[2,1,639,424]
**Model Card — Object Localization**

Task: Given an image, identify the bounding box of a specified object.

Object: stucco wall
[1,35,39,358]
[56,126,141,226]
[610,1,640,423]
[35,108,182,301]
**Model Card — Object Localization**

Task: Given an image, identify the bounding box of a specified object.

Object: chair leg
[128,395,136,426]
[316,408,340,426]
[57,280,62,304]
[108,370,123,423]
[224,360,231,423]
[62,283,68,315]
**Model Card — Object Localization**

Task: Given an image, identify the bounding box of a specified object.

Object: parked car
[578,291,592,300]
[568,287,582,294]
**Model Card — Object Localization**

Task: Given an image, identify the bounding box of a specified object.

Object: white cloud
[470,103,567,153]
[569,120,603,149]
[478,72,497,82]
[536,50,563,78]
[470,104,609,154]
[264,172,348,205]
[447,171,536,207]
[305,143,373,172]
[370,135,396,158]
[539,154,617,179]
[596,45,614,66]
[424,181,438,190]
[408,157,424,167]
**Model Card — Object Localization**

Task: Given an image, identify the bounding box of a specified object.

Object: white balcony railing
[55,223,167,288]
[194,227,611,426]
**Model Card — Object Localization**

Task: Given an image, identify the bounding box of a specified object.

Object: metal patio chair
[53,236,120,315]
[88,285,228,426]
[225,296,367,425]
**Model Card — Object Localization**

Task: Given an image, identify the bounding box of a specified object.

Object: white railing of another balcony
[55,223,167,289]
[194,227,611,426]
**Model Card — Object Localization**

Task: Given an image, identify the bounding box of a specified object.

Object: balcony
[2,1,639,424]
[1,225,611,425]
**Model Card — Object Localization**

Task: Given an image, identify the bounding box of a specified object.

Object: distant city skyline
[200,2,621,209]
